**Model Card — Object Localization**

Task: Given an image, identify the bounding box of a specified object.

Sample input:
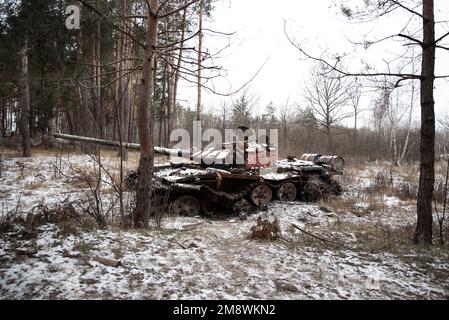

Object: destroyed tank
[52,133,344,218]
[125,142,344,218]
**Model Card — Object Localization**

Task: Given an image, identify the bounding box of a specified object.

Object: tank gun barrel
[53,133,277,168]
[53,133,191,158]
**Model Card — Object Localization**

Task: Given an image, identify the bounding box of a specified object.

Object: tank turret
[54,132,278,170]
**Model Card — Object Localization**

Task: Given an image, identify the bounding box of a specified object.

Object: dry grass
[346,221,415,252]
[320,197,358,215]
[292,217,419,253]
[0,138,20,150]
[25,182,47,191]
[69,167,101,189]
[325,162,449,251]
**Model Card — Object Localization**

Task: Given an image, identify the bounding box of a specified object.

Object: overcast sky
[177,0,449,127]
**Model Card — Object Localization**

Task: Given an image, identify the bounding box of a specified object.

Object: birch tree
[348,79,363,156]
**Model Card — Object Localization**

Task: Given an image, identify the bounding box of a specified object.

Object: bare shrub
[152,192,171,229]
[339,170,358,186]
[16,161,26,179]
[394,182,418,201]
[52,150,135,228]
[27,201,83,236]
[434,182,447,204]
[366,171,391,194]
[248,217,282,241]
[0,198,83,237]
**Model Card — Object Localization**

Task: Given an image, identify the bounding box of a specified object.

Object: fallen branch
[15,248,38,256]
[291,223,352,250]
[181,221,207,231]
[94,256,122,268]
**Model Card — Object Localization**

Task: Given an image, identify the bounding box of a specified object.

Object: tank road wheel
[250,184,273,207]
[276,182,297,202]
[233,199,252,220]
[301,181,322,202]
[171,195,201,217]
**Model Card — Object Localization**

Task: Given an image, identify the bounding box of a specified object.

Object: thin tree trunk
[399,79,416,165]
[169,7,187,146]
[19,39,31,158]
[128,76,135,142]
[414,0,435,245]
[166,9,178,147]
[134,0,158,228]
[353,113,357,156]
[391,125,399,166]
[327,125,333,154]
[92,3,102,140]
[196,0,204,122]
[75,28,91,138]
[116,6,131,161]
[159,60,168,147]
[1,97,6,138]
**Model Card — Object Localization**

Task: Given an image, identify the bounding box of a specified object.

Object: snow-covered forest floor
[1,146,448,300]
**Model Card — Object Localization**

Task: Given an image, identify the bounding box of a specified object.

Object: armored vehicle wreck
[54,133,344,218]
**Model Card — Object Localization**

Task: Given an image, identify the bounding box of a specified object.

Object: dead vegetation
[313,162,449,250]
[248,217,282,241]
[0,199,87,238]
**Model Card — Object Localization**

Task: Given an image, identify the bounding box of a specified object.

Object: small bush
[248,217,282,241]
[394,182,418,201]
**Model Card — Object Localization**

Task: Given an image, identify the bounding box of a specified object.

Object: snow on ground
[0,152,122,215]
[0,149,448,300]
[1,210,448,300]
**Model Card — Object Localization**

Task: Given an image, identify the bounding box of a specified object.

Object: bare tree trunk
[196,0,204,122]
[134,0,158,228]
[19,39,31,158]
[116,4,132,161]
[391,125,399,166]
[66,106,75,135]
[414,0,435,245]
[159,61,168,147]
[327,125,333,154]
[399,77,416,165]
[353,114,357,155]
[75,28,91,138]
[169,6,187,146]
[79,85,91,136]
[92,3,102,139]
[165,13,175,148]
[113,22,128,226]
[128,74,136,142]
[350,83,361,156]
[165,65,172,147]
[1,97,6,138]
